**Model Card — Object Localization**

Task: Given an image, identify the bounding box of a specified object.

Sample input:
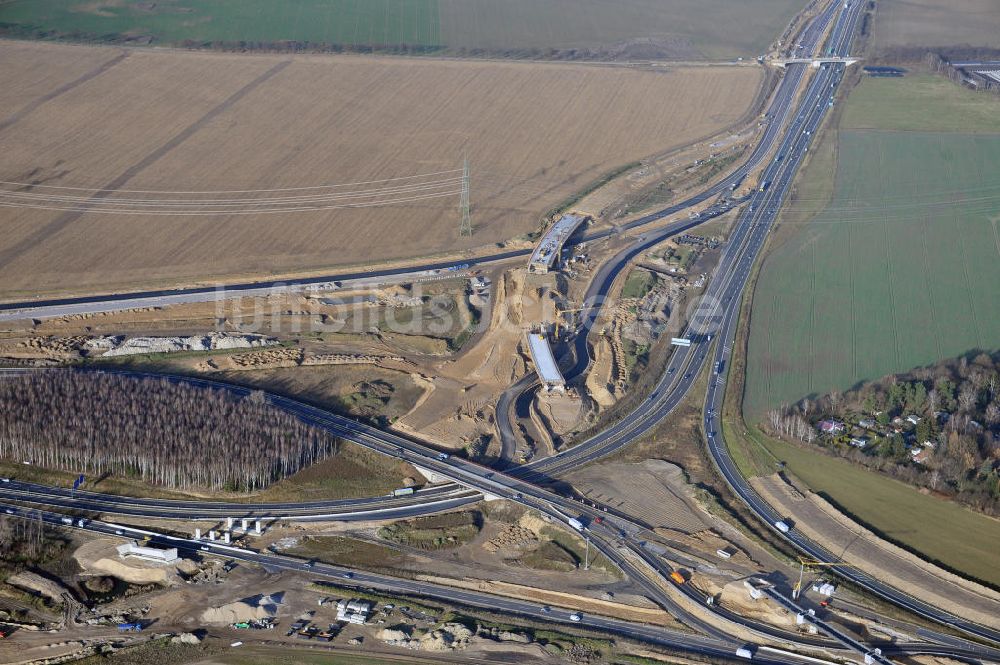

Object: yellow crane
[793,556,859,599]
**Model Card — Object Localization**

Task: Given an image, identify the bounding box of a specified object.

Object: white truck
[736,646,754,659]
[774,520,791,533]
[567,517,586,532]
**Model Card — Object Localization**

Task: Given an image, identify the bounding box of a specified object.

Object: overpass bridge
[771,56,859,68]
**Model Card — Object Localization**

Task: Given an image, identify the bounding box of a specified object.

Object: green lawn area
[745,75,1000,420]
[842,75,1000,133]
[757,433,1000,587]
[0,0,804,59]
[736,73,1000,585]
[0,0,442,48]
[621,268,658,299]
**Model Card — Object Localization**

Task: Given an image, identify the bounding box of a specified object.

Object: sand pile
[202,594,280,625]
[89,559,169,585]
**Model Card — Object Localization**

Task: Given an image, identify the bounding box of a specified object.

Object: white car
[437,453,450,461]
[569,613,582,622]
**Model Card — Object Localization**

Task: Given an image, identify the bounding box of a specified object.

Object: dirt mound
[201,594,280,625]
[6,571,67,604]
[89,559,169,585]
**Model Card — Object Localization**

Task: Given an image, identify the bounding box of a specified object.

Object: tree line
[762,353,1000,516]
[0,372,339,492]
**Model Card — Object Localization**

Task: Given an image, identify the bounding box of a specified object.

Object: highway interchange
[2,1,999,661]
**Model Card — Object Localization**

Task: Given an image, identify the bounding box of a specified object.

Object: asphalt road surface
[3,0,997,652]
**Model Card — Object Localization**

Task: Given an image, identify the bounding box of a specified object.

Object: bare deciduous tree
[0,372,340,492]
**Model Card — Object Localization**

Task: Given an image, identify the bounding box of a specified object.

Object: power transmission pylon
[459,156,472,237]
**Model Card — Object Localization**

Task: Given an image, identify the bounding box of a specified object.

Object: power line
[459,156,472,237]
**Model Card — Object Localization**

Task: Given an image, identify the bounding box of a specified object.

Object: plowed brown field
[0,41,762,297]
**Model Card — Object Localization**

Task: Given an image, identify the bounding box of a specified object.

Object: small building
[336,599,372,625]
[911,447,931,465]
[858,419,877,430]
[906,415,921,425]
[818,419,845,434]
[811,581,837,596]
[849,437,869,449]
[116,541,179,564]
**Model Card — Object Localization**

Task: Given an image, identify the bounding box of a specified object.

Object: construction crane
[793,557,859,599]
[553,305,585,339]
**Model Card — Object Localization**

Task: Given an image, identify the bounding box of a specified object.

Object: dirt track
[753,474,1000,629]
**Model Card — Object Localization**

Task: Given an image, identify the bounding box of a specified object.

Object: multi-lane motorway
[3,0,999,657]
[0,1,830,323]
[1,500,994,664]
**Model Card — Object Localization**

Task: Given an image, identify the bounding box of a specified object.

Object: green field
[0,0,442,48]
[744,76,1000,419]
[0,0,805,59]
[743,425,1000,587]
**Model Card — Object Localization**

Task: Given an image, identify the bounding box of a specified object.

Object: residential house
[849,436,869,449]
[818,419,846,434]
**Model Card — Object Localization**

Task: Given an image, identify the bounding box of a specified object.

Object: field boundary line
[877,137,902,369]
[918,214,943,361]
[848,217,857,381]
[955,216,985,351]
[809,242,816,398]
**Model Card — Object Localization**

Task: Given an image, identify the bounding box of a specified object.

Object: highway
[0,4,835,323]
[0,501,769,663]
[494,0,844,466]
[3,0,998,655]
[0,477,481,522]
[501,0,853,482]
[2,500,992,663]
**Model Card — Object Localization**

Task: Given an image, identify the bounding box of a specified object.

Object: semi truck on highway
[392,487,415,497]
[774,520,791,533]
[567,517,586,531]
[669,571,685,584]
[736,645,755,659]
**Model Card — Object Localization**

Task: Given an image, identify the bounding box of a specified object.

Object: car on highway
[569,613,582,622]
[341,572,354,579]
[437,453,450,461]
[541,606,551,613]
